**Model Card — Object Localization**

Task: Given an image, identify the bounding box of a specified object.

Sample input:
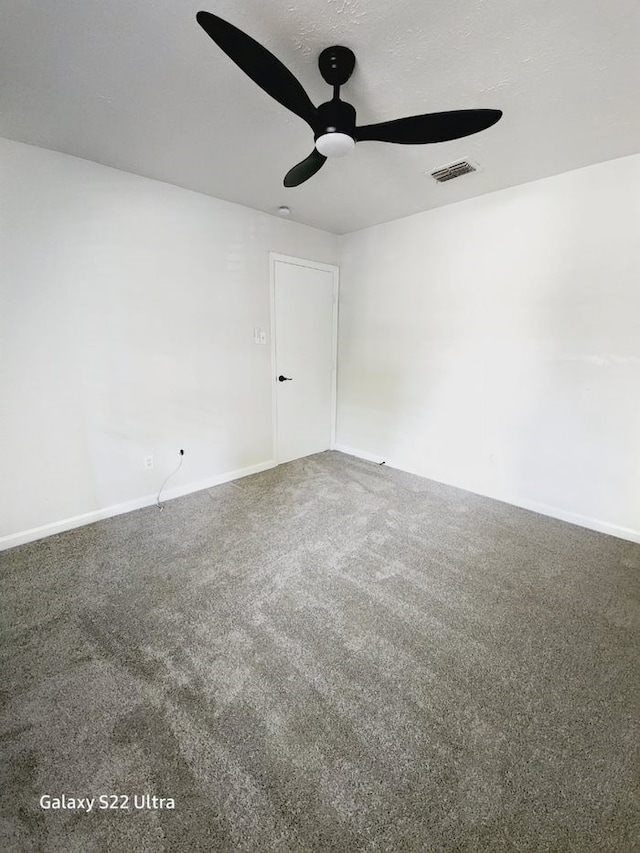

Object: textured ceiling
[1,0,639,234]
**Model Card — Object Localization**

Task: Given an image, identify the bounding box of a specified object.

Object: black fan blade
[196,12,318,130]
[355,108,502,144]
[284,150,327,187]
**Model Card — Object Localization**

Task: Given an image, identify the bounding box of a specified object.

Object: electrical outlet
[144,455,154,469]
[253,327,267,345]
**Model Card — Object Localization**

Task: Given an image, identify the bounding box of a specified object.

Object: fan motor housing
[315,100,356,140]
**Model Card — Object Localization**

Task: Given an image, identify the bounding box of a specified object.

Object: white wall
[0,139,338,547]
[3,140,639,548]
[337,154,640,542]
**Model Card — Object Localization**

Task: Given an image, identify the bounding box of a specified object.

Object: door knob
[278,375,293,382]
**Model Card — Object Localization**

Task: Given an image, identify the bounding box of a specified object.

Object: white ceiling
[2,0,639,234]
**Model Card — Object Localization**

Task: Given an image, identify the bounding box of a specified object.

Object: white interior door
[272,257,337,464]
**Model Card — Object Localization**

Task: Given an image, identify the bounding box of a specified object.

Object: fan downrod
[318,46,356,87]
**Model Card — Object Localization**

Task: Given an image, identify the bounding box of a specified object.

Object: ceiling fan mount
[196,11,502,188]
[318,45,356,87]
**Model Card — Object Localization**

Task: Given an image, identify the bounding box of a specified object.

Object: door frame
[269,252,340,465]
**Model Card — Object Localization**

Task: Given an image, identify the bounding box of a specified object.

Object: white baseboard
[333,445,640,544]
[333,444,386,465]
[501,497,640,543]
[0,460,277,552]
[5,448,638,550]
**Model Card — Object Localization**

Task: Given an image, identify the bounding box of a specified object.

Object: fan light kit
[315,132,355,158]
[196,12,502,187]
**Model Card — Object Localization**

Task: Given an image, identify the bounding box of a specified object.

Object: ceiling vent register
[431,160,478,183]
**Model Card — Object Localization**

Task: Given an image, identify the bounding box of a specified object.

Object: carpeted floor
[1,451,639,852]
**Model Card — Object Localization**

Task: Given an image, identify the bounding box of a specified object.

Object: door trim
[269,253,340,465]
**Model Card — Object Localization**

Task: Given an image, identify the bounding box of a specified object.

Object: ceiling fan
[196,12,502,188]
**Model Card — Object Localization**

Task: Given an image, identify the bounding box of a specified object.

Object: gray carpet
[1,451,639,852]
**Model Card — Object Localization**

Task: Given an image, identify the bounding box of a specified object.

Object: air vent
[431,159,478,183]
